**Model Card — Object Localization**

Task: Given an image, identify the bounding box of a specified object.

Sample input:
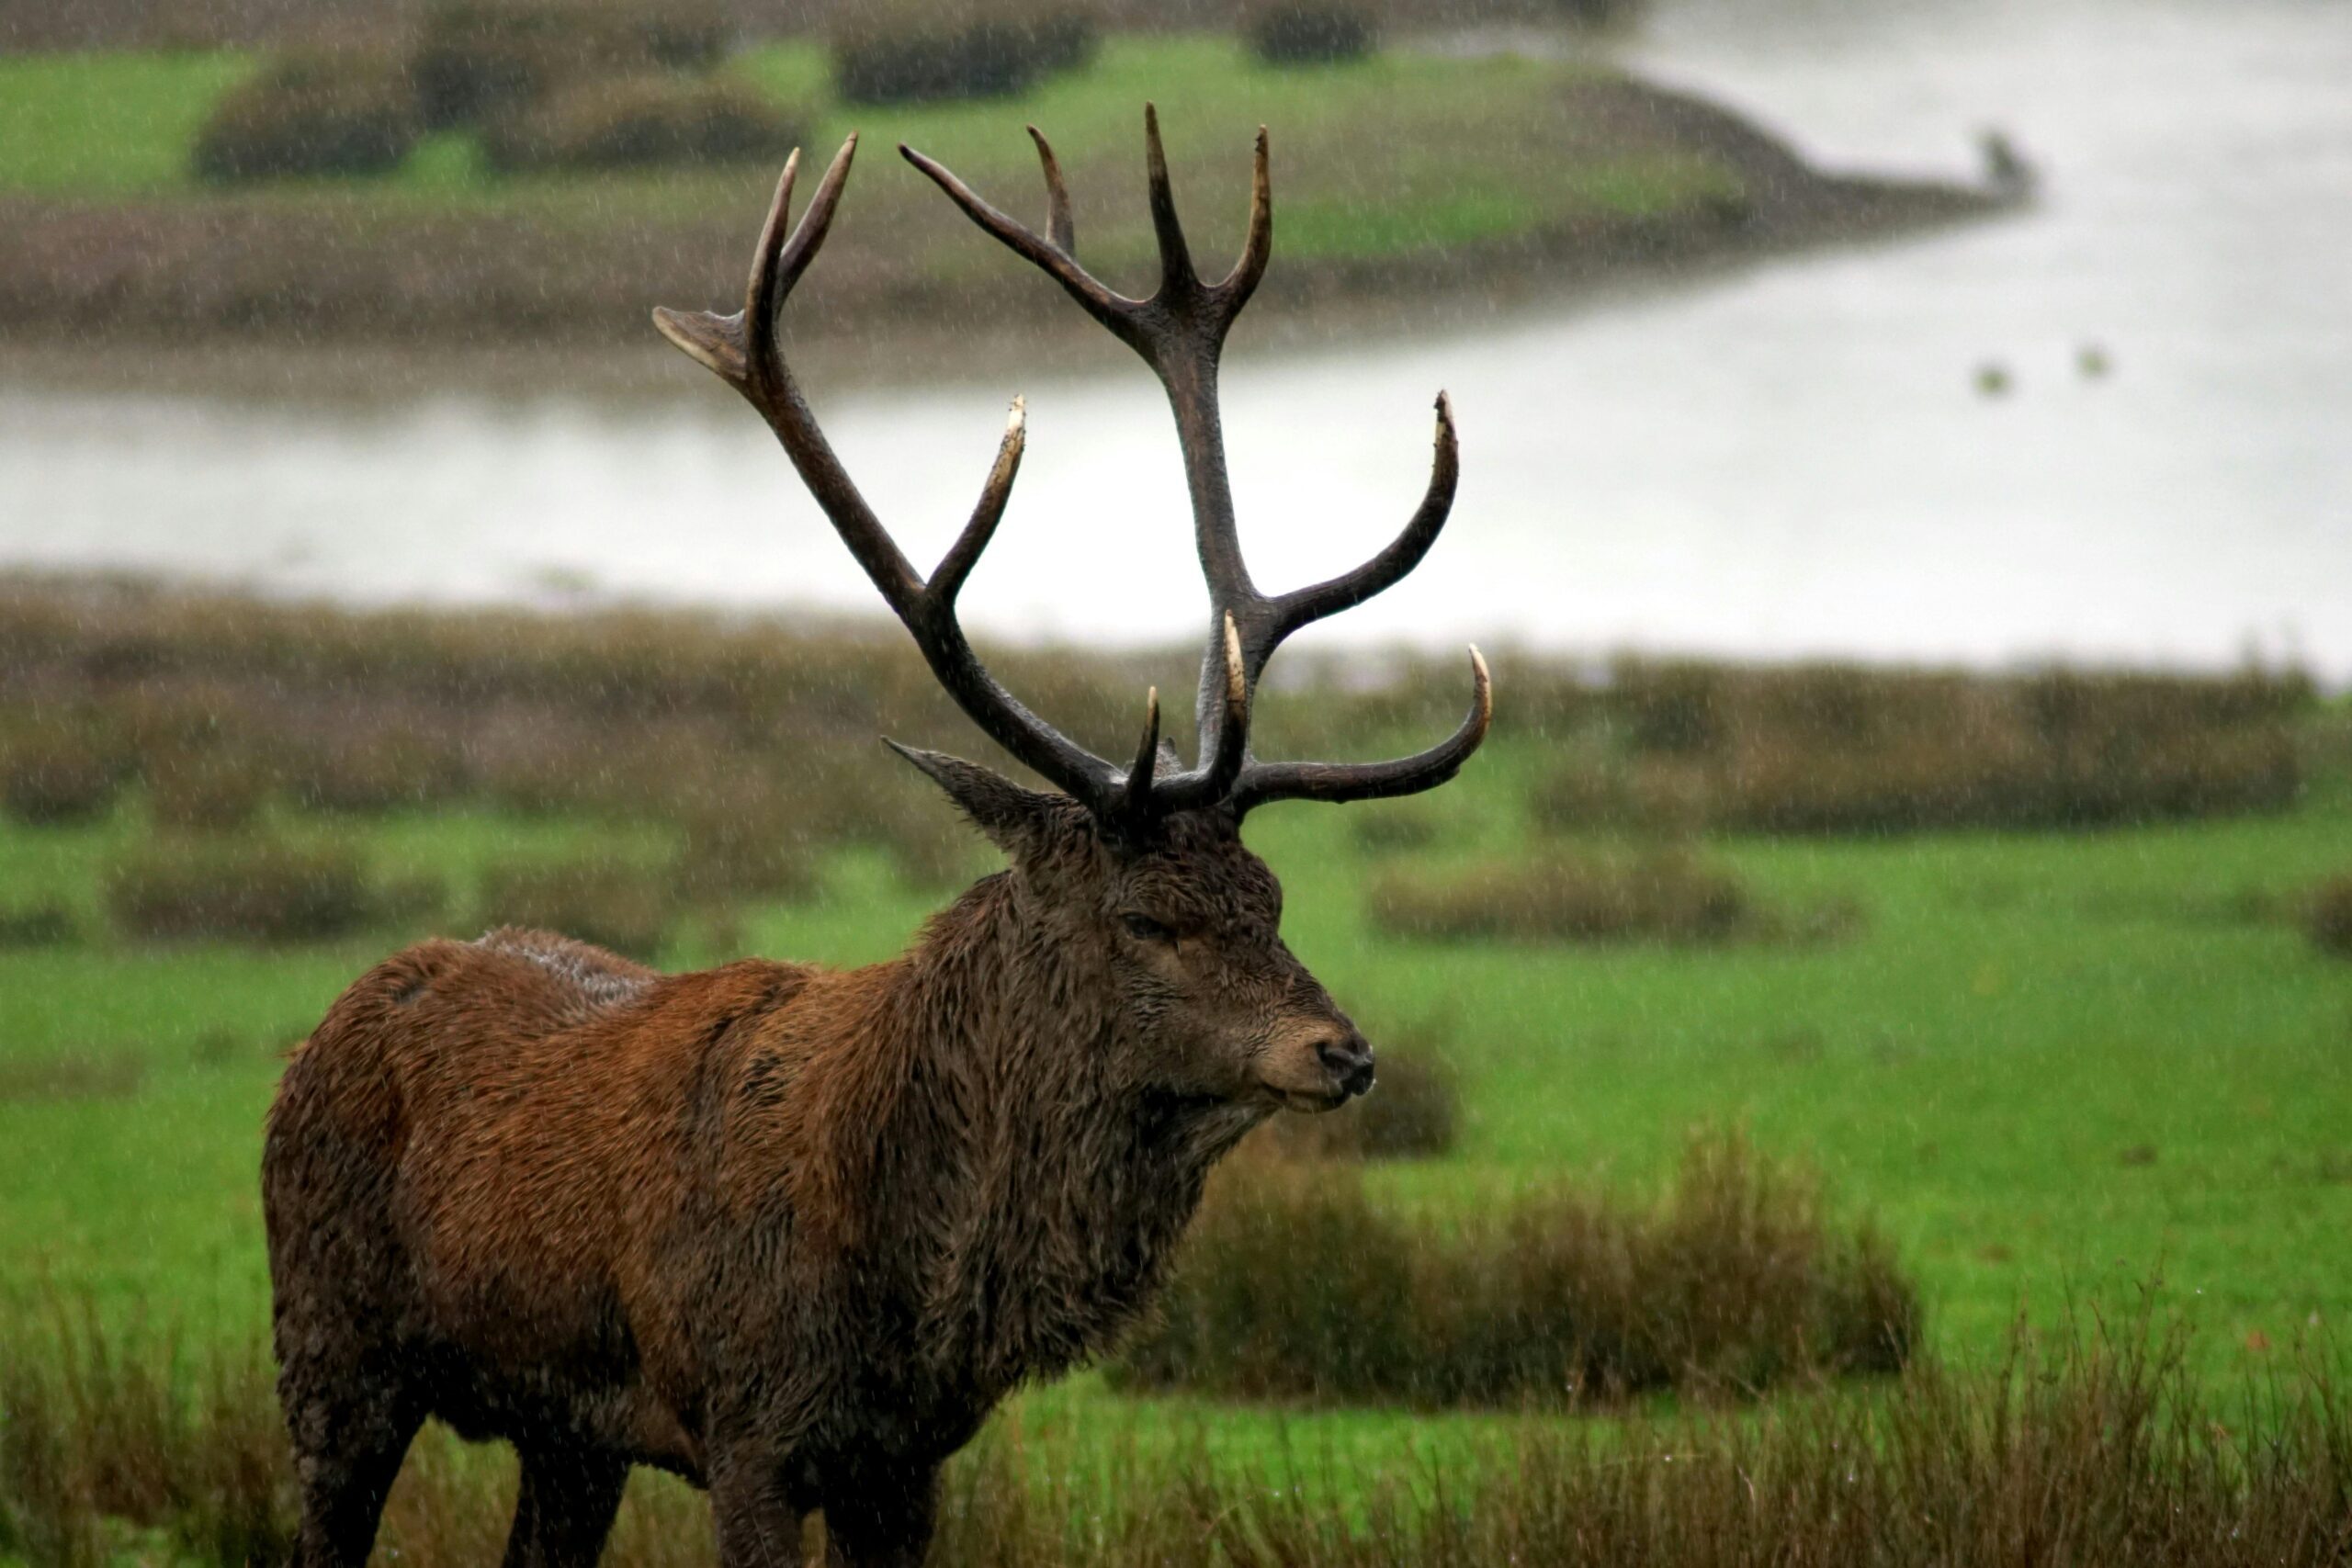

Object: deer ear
[884,741,1063,854]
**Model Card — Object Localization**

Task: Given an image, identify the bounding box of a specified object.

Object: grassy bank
[0,37,1995,348]
[5,1303,2346,1566]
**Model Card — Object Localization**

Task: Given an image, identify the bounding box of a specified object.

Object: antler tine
[932,397,1026,607]
[656,146,1125,813]
[768,135,858,321]
[1119,685,1162,819]
[1141,103,1196,298]
[1153,612,1250,812]
[900,141,1137,345]
[1265,392,1459,645]
[1026,126,1076,256]
[1212,126,1273,306]
[1229,649,1493,815]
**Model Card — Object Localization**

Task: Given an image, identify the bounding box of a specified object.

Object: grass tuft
[1369,847,1757,945]
[106,838,433,946]
[2306,872,2352,959]
[1116,1128,1917,1406]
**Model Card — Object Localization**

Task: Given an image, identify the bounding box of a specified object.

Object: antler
[904,107,1489,814]
[653,137,1216,822]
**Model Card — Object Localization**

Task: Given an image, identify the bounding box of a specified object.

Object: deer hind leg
[502,1445,629,1568]
[280,1362,424,1568]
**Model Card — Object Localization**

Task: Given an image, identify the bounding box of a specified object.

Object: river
[3,0,2346,674]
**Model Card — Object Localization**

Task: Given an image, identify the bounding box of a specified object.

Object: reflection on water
[2,0,2346,674]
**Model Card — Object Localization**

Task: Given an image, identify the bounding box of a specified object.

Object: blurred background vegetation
[0,0,1984,349]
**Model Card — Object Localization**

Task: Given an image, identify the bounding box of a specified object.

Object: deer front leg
[820,1461,939,1568]
[707,1450,808,1568]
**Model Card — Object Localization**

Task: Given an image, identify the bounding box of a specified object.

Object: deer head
[655,110,1489,1114]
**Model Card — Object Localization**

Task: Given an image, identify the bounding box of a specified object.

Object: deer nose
[1314,1031,1376,1098]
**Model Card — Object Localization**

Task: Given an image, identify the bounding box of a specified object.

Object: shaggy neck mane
[802,869,1261,1402]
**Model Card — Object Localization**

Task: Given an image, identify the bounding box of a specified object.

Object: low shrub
[1579,660,2308,836]
[292,729,466,814]
[1253,1043,1458,1160]
[411,0,731,130]
[1371,847,1750,944]
[144,748,273,833]
[1529,750,1712,835]
[477,860,678,960]
[1118,1128,1917,1405]
[107,840,395,944]
[1018,5,1102,73]
[831,3,1095,107]
[2307,874,2352,959]
[481,74,797,174]
[1347,802,1442,856]
[0,900,76,949]
[673,777,818,902]
[1242,1,1377,67]
[191,51,420,184]
[0,734,124,827]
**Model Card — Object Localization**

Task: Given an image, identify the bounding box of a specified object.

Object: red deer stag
[264,109,1490,1568]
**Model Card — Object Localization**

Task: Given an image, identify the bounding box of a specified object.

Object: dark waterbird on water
[263,106,1491,1567]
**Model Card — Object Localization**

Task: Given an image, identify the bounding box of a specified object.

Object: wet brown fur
[264,784,1364,1566]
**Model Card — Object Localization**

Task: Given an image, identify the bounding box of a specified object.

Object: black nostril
[1315,1034,1376,1096]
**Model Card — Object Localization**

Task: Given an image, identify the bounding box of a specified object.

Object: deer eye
[1121,912,1176,945]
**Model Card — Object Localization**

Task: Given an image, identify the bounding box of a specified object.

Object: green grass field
[0,38,1739,263]
[5,735,2346,1472]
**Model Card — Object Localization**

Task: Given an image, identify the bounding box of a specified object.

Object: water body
[3,0,2346,674]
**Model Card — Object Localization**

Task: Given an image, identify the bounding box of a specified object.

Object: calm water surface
[3,0,2346,673]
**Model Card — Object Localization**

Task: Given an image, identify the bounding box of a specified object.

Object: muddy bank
[0,70,2005,383]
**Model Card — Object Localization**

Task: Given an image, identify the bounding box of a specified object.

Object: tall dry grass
[1538,660,2309,837]
[105,839,437,945]
[3,1296,2344,1567]
[1115,1129,1917,1406]
[4,583,2311,855]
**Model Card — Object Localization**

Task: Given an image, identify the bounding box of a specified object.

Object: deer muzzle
[1262,1018,1376,1111]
